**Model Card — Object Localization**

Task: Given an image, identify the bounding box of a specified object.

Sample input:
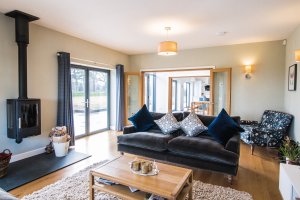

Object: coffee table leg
[188,173,193,200]
[89,172,94,200]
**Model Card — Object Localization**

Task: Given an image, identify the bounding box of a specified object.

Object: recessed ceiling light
[216,31,227,36]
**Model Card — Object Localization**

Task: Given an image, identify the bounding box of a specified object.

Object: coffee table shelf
[93,183,146,200]
[89,156,193,200]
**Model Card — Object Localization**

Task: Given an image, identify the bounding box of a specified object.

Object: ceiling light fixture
[158,27,177,56]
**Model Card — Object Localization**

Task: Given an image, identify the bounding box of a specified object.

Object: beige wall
[129,41,286,121]
[284,25,300,142]
[0,12,129,155]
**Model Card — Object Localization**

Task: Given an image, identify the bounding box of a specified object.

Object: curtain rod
[56,53,114,68]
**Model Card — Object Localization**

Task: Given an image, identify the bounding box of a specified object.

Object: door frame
[71,64,111,139]
[209,68,232,115]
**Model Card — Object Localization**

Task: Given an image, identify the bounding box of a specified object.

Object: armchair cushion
[260,110,293,132]
[251,127,286,147]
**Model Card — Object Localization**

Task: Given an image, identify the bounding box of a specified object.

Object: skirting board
[10,147,45,163]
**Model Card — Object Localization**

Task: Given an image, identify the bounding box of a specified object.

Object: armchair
[240,110,293,154]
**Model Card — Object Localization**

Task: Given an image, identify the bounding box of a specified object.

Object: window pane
[89,70,109,132]
[71,68,86,136]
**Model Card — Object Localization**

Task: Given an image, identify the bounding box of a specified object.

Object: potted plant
[279,136,300,165]
[49,126,71,157]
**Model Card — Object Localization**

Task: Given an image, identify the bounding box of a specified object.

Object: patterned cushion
[154,113,180,134]
[180,112,207,137]
[260,110,293,131]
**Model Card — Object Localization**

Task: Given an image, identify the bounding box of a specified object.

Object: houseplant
[49,126,71,157]
[279,136,300,165]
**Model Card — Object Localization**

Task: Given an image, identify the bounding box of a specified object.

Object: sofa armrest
[225,134,240,154]
[123,125,137,134]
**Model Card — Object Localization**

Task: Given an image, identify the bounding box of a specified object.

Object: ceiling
[1,0,300,55]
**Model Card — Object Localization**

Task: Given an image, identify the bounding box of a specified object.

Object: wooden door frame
[167,76,210,112]
[210,68,232,115]
[124,72,143,125]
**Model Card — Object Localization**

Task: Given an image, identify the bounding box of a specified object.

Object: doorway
[71,64,110,138]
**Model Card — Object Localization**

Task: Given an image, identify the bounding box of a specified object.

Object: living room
[0,1,299,200]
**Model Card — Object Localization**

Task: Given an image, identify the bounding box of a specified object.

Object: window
[184,82,191,108]
[145,74,156,112]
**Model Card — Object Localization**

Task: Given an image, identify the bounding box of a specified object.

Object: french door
[210,68,231,115]
[71,65,110,138]
[124,72,142,125]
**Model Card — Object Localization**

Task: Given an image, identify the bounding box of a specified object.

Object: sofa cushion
[117,132,174,152]
[154,113,180,134]
[180,112,207,136]
[128,104,155,131]
[167,136,239,166]
[208,109,244,145]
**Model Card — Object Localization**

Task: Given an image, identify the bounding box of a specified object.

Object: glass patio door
[71,65,110,138]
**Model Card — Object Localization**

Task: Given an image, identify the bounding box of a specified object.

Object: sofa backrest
[150,111,240,127]
[150,112,184,121]
[183,112,241,127]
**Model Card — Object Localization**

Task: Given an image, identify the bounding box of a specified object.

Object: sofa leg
[250,145,254,155]
[226,175,233,184]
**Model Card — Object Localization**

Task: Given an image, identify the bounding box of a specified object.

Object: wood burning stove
[5,10,41,143]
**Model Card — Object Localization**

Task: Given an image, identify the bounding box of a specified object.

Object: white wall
[284,25,300,142]
[0,12,129,155]
[130,41,286,121]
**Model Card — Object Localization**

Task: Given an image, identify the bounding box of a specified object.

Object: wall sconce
[244,65,252,79]
[295,50,300,62]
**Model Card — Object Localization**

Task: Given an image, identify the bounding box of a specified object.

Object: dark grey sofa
[117,112,241,180]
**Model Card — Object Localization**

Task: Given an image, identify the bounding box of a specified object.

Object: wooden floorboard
[10,131,282,200]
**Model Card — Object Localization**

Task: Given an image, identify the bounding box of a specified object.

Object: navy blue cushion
[128,104,155,131]
[208,109,244,145]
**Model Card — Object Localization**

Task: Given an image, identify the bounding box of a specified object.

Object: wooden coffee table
[89,156,193,200]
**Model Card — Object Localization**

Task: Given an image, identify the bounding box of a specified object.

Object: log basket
[0,149,12,178]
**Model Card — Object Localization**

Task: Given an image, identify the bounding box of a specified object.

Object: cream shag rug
[22,160,253,200]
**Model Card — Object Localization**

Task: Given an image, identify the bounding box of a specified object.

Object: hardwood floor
[10,131,281,200]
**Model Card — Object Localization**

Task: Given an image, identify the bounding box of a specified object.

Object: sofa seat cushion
[167,136,239,166]
[118,132,174,152]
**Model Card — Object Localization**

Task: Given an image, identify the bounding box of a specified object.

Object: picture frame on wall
[288,64,297,91]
